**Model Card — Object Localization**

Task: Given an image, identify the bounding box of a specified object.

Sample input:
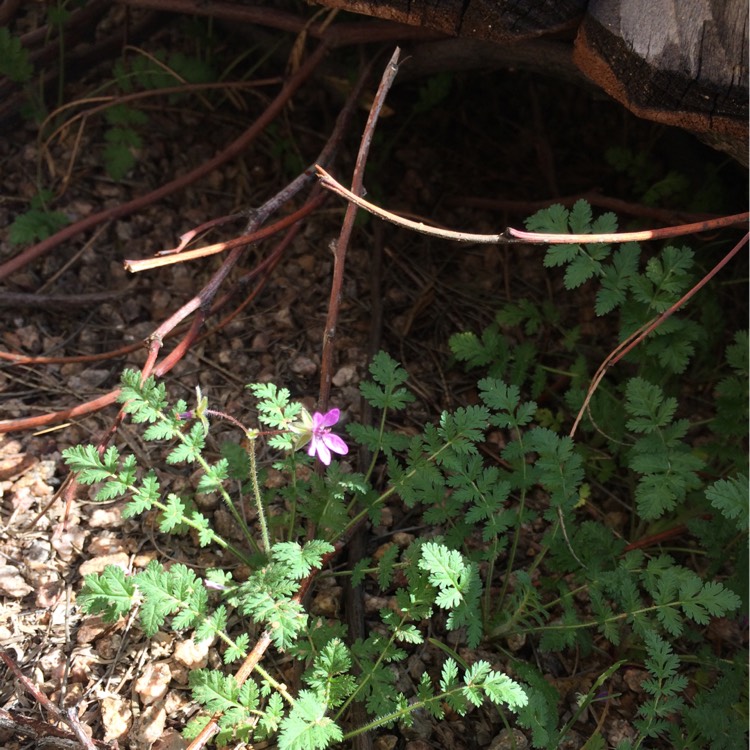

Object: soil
[0,4,747,750]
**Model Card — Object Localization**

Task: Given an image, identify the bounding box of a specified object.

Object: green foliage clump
[0,28,33,83]
[63,200,746,748]
[9,190,70,246]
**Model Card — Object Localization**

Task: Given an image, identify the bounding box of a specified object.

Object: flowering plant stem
[247,435,271,554]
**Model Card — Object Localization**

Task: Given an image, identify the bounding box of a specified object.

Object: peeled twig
[315,167,749,244]
[124,192,324,272]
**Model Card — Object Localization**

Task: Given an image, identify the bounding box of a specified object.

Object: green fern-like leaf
[360,350,414,410]
[134,561,207,636]
[706,475,749,531]
[9,191,69,245]
[78,565,136,621]
[278,690,342,750]
[272,540,334,579]
[595,243,640,315]
[418,542,483,647]
[0,28,33,82]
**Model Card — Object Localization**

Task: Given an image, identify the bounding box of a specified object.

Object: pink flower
[305,409,349,465]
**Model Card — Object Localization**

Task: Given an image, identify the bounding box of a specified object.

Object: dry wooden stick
[0,41,327,282]
[0,648,100,749]
[318,47,402,412]
[571,231,750,437]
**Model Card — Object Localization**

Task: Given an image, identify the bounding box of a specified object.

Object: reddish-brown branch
[0,42,328,282]
[318,48,401,412]
[0,45,369,434]
[116,0,441,46]
[571,231,750,437]
[451,191,721,226]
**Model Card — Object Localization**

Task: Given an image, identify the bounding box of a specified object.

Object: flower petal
[315,440,332,465]
[318,408,340,427]
[323,434,348,456]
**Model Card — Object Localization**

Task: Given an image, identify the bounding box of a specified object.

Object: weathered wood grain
[574,0,748,161]
[314,0,586,42]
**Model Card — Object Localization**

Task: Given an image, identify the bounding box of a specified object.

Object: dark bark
[313,0,586,42]
[574,0,748,162]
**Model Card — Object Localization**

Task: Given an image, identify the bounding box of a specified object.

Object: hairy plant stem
[137,486,250,563]
[247,436,271,554]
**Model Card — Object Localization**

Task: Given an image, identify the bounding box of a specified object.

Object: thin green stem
[364,408,389,484]
[286,457,299,541]
[342,680,500,740]
[253,663,296,706]
[344,439,457,536]
[141,492,250,563]
[496,427,528,611]
[334,612,409,722]
[178,418,259,555]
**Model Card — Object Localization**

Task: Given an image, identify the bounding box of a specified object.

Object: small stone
[373,735,398,750]
[290,356,317,375]
[101,695,132,741]
[78,552,129,577]
[135,661,172,705]
[0,565,32,598]
[489,728,529,750]
[173,636,211,669]
[133,699,167,748]
[332,364,356,386]
[311,587,342,617]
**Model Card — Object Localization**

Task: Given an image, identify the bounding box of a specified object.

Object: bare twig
[116,0,440,46]
[318,47,401,411]
[571,231,750,437]
[452,192,721,225]
[0,286,136,308]
[123,194,324,272]
[0,42,327,282]
[0,648,99,749]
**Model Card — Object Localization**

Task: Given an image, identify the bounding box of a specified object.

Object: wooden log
[313,0,587,42]
[311,0,747,162]
[573,0,748,162]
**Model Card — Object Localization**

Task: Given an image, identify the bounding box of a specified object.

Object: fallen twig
[571,231,750,437]
[318,47,401,412]
[315,166,749,244]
